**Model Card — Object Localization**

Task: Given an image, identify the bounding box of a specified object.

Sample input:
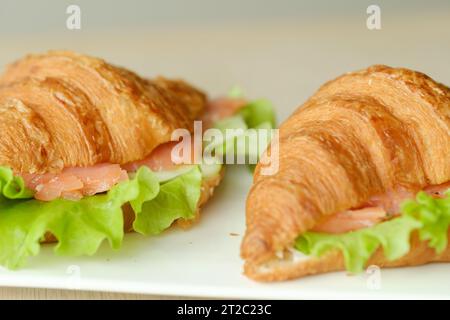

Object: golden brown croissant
[0,51,222,244]
[241,65,450,281]
[0,50,206,173]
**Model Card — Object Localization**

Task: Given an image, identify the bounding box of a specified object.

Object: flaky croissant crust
[242,65,450,268]
[0,51,207,174]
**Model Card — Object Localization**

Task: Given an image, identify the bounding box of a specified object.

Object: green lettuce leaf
[225,87,277,129]
[0,166,203,269]
[132,166,202,235]
[294,191,450,273]
[227,86,244,98]
[209,97,276,167]
[0,167,34,200]
[238,99,276,129]
[402,191,450,252]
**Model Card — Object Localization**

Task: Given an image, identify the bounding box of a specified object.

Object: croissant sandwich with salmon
[242,65,450,281]
[0,51,275,269]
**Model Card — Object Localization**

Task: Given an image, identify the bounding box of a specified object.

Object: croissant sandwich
[0,51,275,269]
[241,65,450,281]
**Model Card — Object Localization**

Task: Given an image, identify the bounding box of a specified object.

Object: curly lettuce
[132,166,202,235]
[0,167,34,200]
[295,191,450,273]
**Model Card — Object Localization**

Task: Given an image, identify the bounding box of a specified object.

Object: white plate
[0,166,449,299]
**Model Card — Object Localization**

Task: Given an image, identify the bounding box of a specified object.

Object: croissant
[0,51,226,250]
[241,65,450,281]
[0,50,206,173]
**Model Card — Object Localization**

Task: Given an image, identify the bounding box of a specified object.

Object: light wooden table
[0,12,448,299]
[0,287,166,300]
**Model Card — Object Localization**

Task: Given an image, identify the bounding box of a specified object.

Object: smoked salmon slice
[311,206,387,234]
[122,141,181,172]
[22,163,128,201]
[311,182,450,234]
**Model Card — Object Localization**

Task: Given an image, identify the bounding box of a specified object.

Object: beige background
[0,0,449,299]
